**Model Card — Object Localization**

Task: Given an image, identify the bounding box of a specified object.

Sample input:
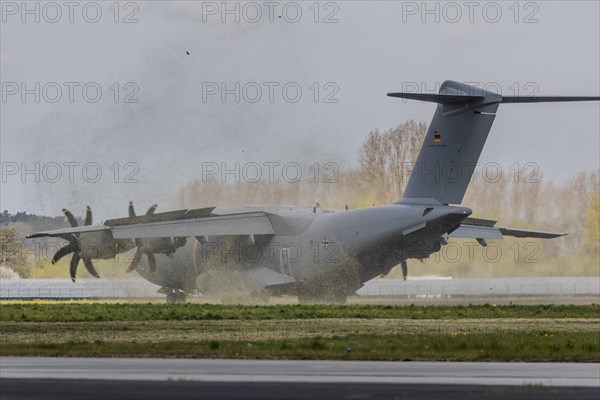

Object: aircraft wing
[27,224,111,239]
[27,209,275,240]
[449,217,565,240]
[107,212,274,239]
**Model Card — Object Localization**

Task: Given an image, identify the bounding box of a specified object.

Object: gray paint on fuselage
[139,204,471,295]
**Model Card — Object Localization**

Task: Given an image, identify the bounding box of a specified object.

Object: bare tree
[0,226,21,264]
[358,120,427,201]
[383,120,427,198]
[358,128,387,195]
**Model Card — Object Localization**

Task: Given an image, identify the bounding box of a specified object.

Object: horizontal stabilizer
[449,225,502,239]
[498,227,566,239]
[449,217,565,240]
[387,93,485,104]
[388,93,600,105]
[501,96,600,103]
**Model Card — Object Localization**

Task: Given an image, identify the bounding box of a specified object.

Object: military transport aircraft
[27,81,600,303]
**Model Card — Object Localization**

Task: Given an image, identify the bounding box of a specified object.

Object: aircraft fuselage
[133,204,471,299]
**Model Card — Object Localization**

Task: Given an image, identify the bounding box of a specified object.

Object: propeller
[400,260,408,281]
[52,206,100,282]
[126,202,180,275]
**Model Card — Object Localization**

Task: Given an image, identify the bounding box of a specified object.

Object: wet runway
[1,358,598,399]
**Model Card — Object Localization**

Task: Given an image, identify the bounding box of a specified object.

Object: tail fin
[389,80,599,205]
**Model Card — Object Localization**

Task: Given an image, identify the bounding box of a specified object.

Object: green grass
[2,332,598,362]
[1,303,598,322]
[1,303,598,361]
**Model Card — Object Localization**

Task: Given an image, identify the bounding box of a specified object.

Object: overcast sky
[1,1,599,219]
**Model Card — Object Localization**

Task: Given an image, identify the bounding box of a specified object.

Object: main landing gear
[165,290,187,304]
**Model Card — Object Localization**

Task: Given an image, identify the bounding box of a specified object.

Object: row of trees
[174,120,428,209]
[2,119,598,278]
[1,212,75,278]
[0,226,30,278]
[358,120,427,201]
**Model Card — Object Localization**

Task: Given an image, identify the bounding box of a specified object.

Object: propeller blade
[82,258,100,278]
[400,260,408,281]
[84,206,92,226]
[52,243,77,264]
[146,204,158,215]
[127,249,143,272]
[147,252,157,274]
[128,201,136,217]
[70,254,81,282]
[63,208,78,228]
[128,202,142,246]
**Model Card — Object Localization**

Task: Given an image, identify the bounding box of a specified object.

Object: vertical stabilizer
[389,81,501,205]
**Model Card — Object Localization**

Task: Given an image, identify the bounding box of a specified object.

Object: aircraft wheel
[166,291,186,304]
[176,291,187,304]
[166,291,177,304]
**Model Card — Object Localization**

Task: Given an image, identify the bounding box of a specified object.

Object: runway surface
[2,378,597,400]
[2,277,599,301]
[0,277,160,299]
[1,358,599,399]
[2,357,599,386]
[357,277,600,297]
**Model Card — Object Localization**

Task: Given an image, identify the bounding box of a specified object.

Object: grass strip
[1,303,599,322]
[1,331,598,362]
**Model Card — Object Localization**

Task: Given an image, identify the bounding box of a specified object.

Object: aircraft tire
[166,291,186,304]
